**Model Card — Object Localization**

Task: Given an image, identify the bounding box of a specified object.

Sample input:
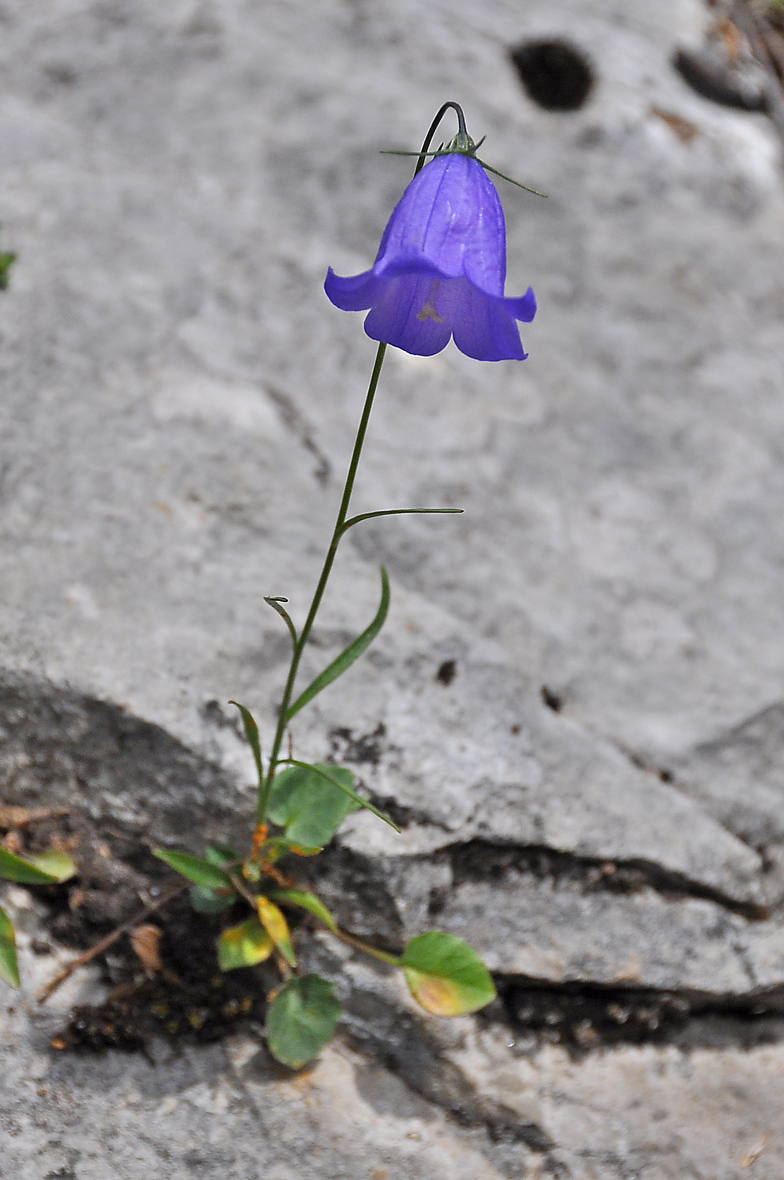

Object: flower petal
[363,273,452,356]
[324,267,382,312]
[376,155,506,296]
[504,285,537,323]
[451,280,528,362]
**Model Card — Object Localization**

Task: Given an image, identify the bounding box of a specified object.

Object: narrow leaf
[286,566,390,719]
[0,252,15,290]
[153,849,234,891]
[257,896,297,967]
[229,701,264,788]
[0,905,20,988]
[204,843,238,866]
[275,760,398,835]
[0,846,64,884]
[25,849,76,883]
[267,888,337,932]
[401,932,496,1016]
[264,597,298,646]
[341,507,462,534]
[266,974,341,1069]
[217,916,274,971]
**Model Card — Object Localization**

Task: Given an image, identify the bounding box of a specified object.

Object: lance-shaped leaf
[229,702,264,789]
[286,566,389,720]
[0,846,74,885]
[271,761,397,840]
[266,974,341,1069]
[0,905,19,988]
[257,896,296,967]
[217,916,274,971]
[154,849,234,891]
[267,888,337,932]
[401,931,496,1016]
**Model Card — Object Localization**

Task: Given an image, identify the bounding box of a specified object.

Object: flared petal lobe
[325,152,535,361]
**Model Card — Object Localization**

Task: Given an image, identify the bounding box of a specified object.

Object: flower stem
[258,341,388,820]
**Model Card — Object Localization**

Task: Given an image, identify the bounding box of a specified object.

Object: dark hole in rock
[510,39,594,111]
[436,659,457,685]
[673,47,768,111]
[540,685,562,712]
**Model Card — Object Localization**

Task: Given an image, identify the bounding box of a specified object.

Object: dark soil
[1,805,275,1052]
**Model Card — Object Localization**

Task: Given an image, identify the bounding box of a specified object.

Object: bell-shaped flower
[325,150,536,362]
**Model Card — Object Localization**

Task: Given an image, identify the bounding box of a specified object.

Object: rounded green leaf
[268,763,359,847]
[401,931,496,1016]
[217,916,274,971]
[266,974,341,1069]
[0,905,20,988]
[154,848,234,891]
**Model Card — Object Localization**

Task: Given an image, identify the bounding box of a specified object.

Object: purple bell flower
[325,150,536,362]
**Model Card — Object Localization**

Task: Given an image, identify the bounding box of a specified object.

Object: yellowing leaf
[257,896,296,967]
[0,905,19,988]
[401,932,495,1016]
[217,916,274,971]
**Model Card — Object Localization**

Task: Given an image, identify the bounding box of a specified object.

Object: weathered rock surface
[1,0,784,1175]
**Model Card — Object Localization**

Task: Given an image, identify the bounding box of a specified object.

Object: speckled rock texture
[1,0,784,1175]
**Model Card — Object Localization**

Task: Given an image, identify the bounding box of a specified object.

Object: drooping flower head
[325,110,538,362]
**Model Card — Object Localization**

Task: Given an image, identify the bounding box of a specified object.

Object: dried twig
[36,880,186,1003]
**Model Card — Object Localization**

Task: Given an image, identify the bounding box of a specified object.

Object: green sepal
[0,905,20,988]
[285,566,390,720]
[217,916,274,971]
[401,931,496,1016]
[266,888,337,932]
[265,974,341,1069]
[0,846,75,885]
[154,848,234,891]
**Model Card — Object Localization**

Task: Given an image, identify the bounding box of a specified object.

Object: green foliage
[229,702,264,788]
[272,760,397,835]
[153,848,234,891]
[0,905,19,988]
[285,565,390,720]
[0,251,15,290]
[268,763,361,847]
[0,846,75,885]
[217,916,274,970]
[267,887,337,932]
[401,931,496,1016]
[266,974,341,1068]
[190,884,236,913]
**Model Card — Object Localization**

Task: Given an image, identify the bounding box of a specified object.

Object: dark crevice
[264,383,331,485]
[492,975,784,1055]
[443,840,769,920]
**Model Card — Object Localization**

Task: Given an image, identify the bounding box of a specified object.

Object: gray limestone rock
[1,0,784,1176]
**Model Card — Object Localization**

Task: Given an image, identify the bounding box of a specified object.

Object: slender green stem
[258,341,388,820]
